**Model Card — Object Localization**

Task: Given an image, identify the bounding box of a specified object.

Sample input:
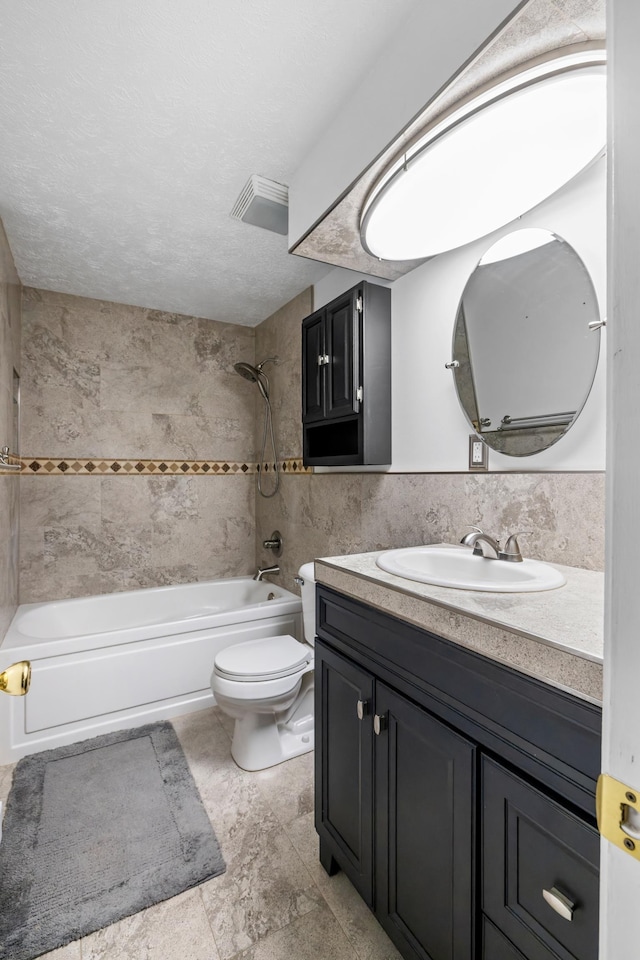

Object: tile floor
[0,708,402,960]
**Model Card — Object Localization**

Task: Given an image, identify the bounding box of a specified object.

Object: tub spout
[253,565,280,581]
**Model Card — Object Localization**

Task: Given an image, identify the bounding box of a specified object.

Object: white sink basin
[376,545,566,593]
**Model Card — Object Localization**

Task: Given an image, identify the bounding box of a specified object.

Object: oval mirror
[450,228,601,456]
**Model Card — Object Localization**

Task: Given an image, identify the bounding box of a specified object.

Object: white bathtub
[0,578,303,764]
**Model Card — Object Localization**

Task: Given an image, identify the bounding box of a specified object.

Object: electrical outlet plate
[469,434,488,471]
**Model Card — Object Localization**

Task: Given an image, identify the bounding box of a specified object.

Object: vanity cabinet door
[374,683,476,960]
[482,757,599,960]
[315,640,375,906]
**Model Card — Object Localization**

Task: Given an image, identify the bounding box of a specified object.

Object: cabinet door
[482,757,599,960]
[315,640,375,905]
[302,310,325,422]
[325,290,359,420]
[374,683,476,960]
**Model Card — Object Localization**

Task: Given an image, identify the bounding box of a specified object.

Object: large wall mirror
[450,228,602,457]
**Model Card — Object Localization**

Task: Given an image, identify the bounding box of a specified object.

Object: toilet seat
[214,634,312,683]
[213,663,312,703]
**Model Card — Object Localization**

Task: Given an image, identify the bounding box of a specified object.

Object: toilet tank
[297,562,316,646]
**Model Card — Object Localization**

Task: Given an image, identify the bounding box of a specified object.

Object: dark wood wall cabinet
[314,585,602,960]
[302,281,391,466]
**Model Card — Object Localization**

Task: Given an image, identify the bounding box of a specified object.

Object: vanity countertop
[314,546,604,705]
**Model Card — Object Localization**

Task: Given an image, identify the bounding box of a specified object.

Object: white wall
[314,156,607,473]
[600,0,640,952]
[288,0,523,246]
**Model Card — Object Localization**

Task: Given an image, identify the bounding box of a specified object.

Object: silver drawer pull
[542,886,575,921]
[373,713,387,736]
[356,699,369,721]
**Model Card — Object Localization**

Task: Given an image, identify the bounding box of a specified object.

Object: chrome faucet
[253,564,280,581]
[460,530,501,560]
[460,528,526,562]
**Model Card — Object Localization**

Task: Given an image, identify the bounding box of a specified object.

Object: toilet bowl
[211,562,316,771]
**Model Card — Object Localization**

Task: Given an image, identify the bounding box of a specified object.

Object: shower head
[233,357,280,401]
[234,361,261,384]
[233,361,269,400]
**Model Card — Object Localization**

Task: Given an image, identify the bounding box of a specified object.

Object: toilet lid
[214,634,311,682]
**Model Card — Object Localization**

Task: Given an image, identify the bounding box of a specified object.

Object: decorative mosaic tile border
[4,457,311,476]
[264,459,311,475]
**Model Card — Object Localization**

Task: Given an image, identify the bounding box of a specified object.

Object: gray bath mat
[0,721,225,960]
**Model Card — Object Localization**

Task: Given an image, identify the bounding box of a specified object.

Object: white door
[600,0,640,954]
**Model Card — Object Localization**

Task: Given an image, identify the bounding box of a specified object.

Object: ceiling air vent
[230,175,288,235]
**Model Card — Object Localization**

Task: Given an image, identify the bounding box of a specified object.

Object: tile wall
[19,289,259,602]
[0,220,21,638]
[251,288,313,466]
[18,282,606,608]
[255,292,606,593]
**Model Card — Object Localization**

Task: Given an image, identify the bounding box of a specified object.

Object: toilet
[211,562,316,771]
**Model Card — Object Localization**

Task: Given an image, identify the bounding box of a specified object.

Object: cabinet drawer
[483,917,527,959]
[482,757,599,960]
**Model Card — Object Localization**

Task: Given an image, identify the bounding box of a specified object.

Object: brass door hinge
[597,773,640,861]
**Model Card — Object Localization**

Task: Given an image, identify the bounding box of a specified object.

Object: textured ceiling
[0,0,417,325]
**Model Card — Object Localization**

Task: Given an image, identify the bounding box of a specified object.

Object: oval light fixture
[360,48,606,261]
[477,227,555,265]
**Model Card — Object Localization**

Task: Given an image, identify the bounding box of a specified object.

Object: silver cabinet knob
[542,886,575,921]
[356,699,369,721]
[373,714,387,735]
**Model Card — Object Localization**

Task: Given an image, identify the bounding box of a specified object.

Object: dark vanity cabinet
[302,281,391,466]
[314,585,602,960]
